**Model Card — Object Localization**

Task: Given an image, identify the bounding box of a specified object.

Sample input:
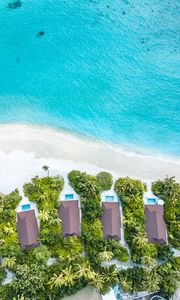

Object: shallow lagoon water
[0,0,179,156]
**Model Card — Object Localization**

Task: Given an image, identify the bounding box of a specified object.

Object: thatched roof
[145,204,167,244]
[101,202,121,240]
[58,200,80,237]
[17,209,39,250]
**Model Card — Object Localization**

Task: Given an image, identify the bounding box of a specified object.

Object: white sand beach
[0,123,179,195]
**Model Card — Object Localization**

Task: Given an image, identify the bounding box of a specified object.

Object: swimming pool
[105,195,114,202]
[22,204,31,211]
[147,198,157,204]
[65,194,74,200]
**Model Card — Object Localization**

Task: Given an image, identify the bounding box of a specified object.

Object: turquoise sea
[0,0,179,156]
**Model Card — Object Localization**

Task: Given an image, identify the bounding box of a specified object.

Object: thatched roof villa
[145,204,167,244]
[101,202,121,240]
[58,200,80,237]
[17,209,39,250]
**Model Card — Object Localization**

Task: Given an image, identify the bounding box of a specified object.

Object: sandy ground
[63,287,102,300]
[0,124,179,186]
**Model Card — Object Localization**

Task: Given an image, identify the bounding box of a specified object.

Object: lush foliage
[0,175,86,299]
[152,176,180,248]
[10,264,47,299]
[24,176,64,255]
[156,244,174,261]
[96,172,113,191]
[157,257,180,299]
[115,177,157,262]
[23,175,64,210]
[68,170,101,198]
[0,190,21,258]
[0,265,6,284]
[81,196,103,222]
[69,170,129,268]
[117,257,180,299]
[0,172,179,299]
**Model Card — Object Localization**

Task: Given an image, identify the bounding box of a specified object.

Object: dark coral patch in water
[8,0,22,9]
[36,31,45,38]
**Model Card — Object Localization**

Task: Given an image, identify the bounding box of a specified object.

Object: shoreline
[0,123,179,194]
[0,122,179,162]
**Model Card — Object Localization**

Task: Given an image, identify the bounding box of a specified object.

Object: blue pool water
[105,195,114,202]
[0,1,179,156]
[22,204,31,211]
[65,194,74,200]
[147,198,157,204]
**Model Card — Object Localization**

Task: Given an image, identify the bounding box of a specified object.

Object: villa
[145,204,167,244]
[101,202,121,240]
[17,209,39,250]
[58,200,80,237]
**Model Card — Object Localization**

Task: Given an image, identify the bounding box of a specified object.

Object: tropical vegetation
[68,170,129,267]
[96,171,113,191]
[152,176,180,248]
[0,172,179,299]
[114,177,157,262]
[0,190,21,259]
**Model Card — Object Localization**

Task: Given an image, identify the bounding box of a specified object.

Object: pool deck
[143,181,164,205]
[16,195,39,228]
[101,189,118,202]
[16,196,37,213]
[60,176,80,202]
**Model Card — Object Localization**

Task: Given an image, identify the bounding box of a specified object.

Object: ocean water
[0,0,179,156]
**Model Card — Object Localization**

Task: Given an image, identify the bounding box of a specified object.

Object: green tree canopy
[96,172,113,191]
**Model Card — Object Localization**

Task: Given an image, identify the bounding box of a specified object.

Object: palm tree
[49,217,62,226]
[132,232,148,249]
[2,256,16,269]
[59,253,77,263]
[79,180,100,198]
[49,266,76,289]
[13,295,25,300]
[76,262,95,280]
[164,176,176,196]
[32,176,41,188]
[37,191,49,203]
[50,177,59,189]
[119,276,132,293]
[143,270,161,292]
[3,223,14,235]
[165,270,180,288]
[49,274,64,289]
[105,266,119,282]
[115,177,136,197]
[61,266,76,287]
[141,256,158,270]
[42,165,50,177]
[98,247,113,262]
[39,210,50,222]
[124,215,136,227]
[125,178,136,195]
[90,273,105,291]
